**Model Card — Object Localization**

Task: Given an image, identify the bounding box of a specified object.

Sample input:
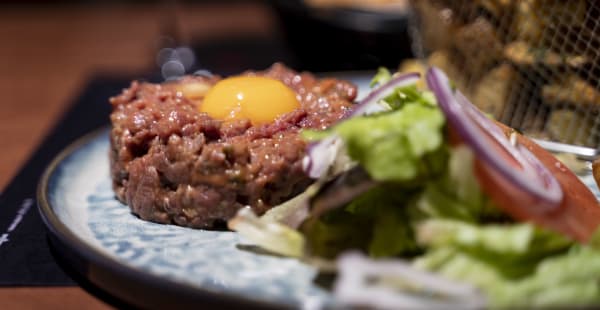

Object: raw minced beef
[109,63,356,229]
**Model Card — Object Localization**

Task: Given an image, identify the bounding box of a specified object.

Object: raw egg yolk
[200,76,300,125]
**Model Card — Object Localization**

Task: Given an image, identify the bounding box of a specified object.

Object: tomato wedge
[427,67,600,242]
[480,123,600,242]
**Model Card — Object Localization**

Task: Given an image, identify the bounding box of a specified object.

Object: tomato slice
[475,122,600,242]
[428,67,600,243]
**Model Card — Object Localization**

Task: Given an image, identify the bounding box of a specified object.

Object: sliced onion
[456,92,562,198]
[348,72,421,118]
[426,67,563,214]
[228,207,306,257]
[303,135,345,179]
[334,251,486,309]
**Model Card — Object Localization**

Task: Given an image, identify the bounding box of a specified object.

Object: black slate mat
[0,75,134,285]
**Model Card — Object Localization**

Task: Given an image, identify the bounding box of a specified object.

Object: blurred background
[2,0,600,208]
[1,0,599,308]
[412,0,600,151]
[0,0,413,190]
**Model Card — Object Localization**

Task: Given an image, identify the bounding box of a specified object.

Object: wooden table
[0,2,275,308]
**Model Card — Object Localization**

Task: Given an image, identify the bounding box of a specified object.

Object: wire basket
[409,0,600,151]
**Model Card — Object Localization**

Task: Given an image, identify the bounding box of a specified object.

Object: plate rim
[36,127,290,309]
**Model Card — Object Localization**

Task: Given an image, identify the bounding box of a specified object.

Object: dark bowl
[269,0,414,72]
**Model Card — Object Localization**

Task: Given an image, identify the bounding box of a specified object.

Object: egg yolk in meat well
[199,76,300,125]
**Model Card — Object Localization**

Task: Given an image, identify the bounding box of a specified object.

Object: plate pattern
[43,77,600,307]
[47,132,331,308]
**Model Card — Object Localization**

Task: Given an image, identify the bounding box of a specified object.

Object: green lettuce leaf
[332,103,446,183]
[411,219,600,308]
[415,220,571,262]
[301,208,373,259]
[302,185,417,259]
[415,244,600,308]
[345,185,420,257]
[228,208,306,258]
[382,86,437,110]
[370,67,392,87]
[408,145,504,223]
[303,81,445,184]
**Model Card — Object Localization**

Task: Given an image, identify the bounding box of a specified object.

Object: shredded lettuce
[230,70,600,309]
[414,235,600,308]
[408,145,503,223]
[367,203,417,258]
[301,208,373,259]
[416,220,571,258]
[346,186,419,258]
[228,207,306,258]
[412,219,600,308]
[382,85,437,110]
[309,102,446,183]
[370,67,393,87]
[301,185,417,259]
[260,183,318,228]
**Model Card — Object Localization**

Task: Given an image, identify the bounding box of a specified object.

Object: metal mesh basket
[409,0,600,152]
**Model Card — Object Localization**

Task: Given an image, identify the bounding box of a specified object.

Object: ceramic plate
[37,74,600,309]
[38,128,327,309]
[36,74,373,309]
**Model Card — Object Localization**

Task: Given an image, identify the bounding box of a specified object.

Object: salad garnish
[229,67,600,309]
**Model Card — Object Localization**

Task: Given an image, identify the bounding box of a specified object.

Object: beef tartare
[109,63,356,229]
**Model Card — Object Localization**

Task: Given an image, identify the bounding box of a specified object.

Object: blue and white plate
[37,73,600,308]
[36,73,373,309]
[37,128,339,309]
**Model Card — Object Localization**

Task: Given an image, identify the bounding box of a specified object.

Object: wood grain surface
[0,2,274,308]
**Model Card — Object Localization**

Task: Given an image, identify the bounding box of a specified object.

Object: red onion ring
[426,67,563,214]
[347,72,421,117]
[456,92,562,198]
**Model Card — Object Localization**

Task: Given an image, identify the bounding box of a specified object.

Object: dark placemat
[0,75,134,285]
